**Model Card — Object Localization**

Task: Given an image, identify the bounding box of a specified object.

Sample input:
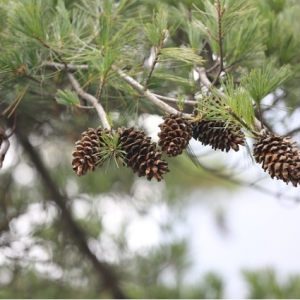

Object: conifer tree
[1,0,300,298]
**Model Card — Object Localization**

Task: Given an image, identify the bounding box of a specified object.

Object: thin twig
[76,105,95,109]
[44,62,88,72]
[144,31,166,90]
[196,67,213,90]
[211,0,224,86]
[196,66,267,134]
[0,129,9,169]
[205,27,218,42]
[21,73,42,84]
[256,103,264,132]
[35,35,62,58]
[153,94,197,107]
[5,114,17,138]
[67,73,111,130]
[116,68,189,117]
[229,109,260,138]
[97,76,106,102]
[206,61,220,73]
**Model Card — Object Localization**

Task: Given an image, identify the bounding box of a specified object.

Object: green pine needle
[196,76,257,137]
[143,7,170,47]
[160,47,204,66]
[55,89,80,106]
[241,58,293,103]
[96,132,127,171]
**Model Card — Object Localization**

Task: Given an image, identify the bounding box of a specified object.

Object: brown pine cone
[253,134,300,187]
[71,128,101,176]
[192,120,245,152]
[158,114,192,157]
[118,127,169,181]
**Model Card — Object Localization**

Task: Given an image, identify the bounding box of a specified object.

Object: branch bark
[44,62,88,72]
[153,94,197,107]
[116,68,190,117]
[45,62,191,117]
[211,0,224,86]
[66,73,111,130]
[0,129,10,169]
[16,129,126,299]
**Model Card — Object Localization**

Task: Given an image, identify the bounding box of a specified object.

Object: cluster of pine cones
[72,126,170,181]
[71,113,300,187]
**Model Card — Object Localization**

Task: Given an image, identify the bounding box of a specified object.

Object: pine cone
[71,128,101,176]
[72,127,112,176]
[253,134,300,187]
[192,120,245,152]
[118,127,169,181]
[158,114,192,157]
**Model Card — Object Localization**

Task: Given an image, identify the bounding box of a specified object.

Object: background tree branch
[15,128,126,299]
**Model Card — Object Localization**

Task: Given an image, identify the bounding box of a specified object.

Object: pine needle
[4,83,31,118]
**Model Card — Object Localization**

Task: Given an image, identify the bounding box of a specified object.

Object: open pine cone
[158,114,192,157]
[72,128,101,176]
[71,127,112,176]
[253,134,300,187]
[118,127,169,181]
[192,120,245,152]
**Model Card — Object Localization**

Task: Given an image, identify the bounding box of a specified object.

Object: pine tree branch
[116,68,190,117]
[97,76,106,102]
[16,130,126,299]
[37,41,111,128]
[205,27,218,42]
[44,62,88,72]
[0,132,9,169]
[196,67,268,135]
[211,0,224,87]
[66,72,111,130]
[144,31,166,90]
[196,67,215,90]
[153,94,197,107]
[21,73,42,84]
[45,62,195,115]
[35,35,62,58]
[228,108,260,138]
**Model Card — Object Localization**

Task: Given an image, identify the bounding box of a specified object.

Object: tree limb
[211,0,224,86]
[16,130,126,299]
[45,62,188,117]
[144,31,166,90]
[66,72,111,130]
[0,129,10,169]
[44,62,88,72]
[153,94,197,107]
[116,68,190,117]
